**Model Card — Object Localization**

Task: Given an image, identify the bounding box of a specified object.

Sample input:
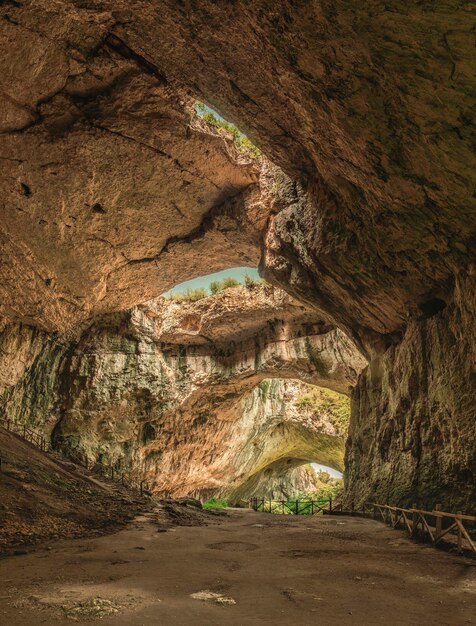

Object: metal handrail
[0,417,150,496]
[249,497,333,515]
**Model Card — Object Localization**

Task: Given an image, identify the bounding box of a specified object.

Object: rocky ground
[0,509,474,626]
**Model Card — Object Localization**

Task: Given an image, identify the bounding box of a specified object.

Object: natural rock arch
[0,285,362,498]
[0,2,474,510]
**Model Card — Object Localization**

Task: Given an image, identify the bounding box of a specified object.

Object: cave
[0,2,475,624]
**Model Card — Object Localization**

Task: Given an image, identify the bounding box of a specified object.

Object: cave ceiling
[0,1,474,353]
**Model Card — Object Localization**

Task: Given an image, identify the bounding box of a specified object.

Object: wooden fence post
[295,500,299,515]
[456,512,462,554]
[434,504,442,542]
[329,497,332,513]
[411,503,418,536]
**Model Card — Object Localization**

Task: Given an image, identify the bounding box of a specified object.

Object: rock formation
[0,2,474,510]
[0,285,361,499]
[346,272,476,512]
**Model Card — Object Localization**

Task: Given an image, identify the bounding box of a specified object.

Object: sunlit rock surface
[0,285,361,498]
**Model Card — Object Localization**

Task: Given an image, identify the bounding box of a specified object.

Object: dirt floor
[0,508,474,626]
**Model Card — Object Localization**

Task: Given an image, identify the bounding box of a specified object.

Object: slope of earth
[0,428,149,556]
[0,509,474,626]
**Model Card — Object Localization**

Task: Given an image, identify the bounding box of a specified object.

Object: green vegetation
[194,102,261,158]
[244,273,260,287]
[309,470,343,501]
[203,497,228,509]
[295,386,350,437]
[257,488,342,516]
[167,287,208,303]
[210,276,240,294]
[258,379,272,402]
[166,273,264,302]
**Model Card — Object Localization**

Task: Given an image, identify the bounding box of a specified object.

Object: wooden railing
[250,497,333,515]
[327,501,476,556]
[0,417,150,496]
[364,502,476,555]
[250,495,475,555]
[0,417,50,452]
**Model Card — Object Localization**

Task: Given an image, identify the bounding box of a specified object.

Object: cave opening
[0,4,475,621]
[161,266,262,300]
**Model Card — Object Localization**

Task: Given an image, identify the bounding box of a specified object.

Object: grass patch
[203,497,228,509]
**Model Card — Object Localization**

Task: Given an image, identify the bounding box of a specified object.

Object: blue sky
[162,267,260,296]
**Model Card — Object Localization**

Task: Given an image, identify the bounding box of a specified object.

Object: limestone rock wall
[345,271,476,513]
[0,324,70,431]
[139,378,345,500]
[217,379,344,502]
[0,286,359,499]
[229,461,321,503]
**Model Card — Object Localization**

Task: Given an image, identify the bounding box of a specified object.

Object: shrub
[244,273,260,288]
[168,287,208,303]
[209,280,221,295]
[221,277,240,289]
[209,277,240,295]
